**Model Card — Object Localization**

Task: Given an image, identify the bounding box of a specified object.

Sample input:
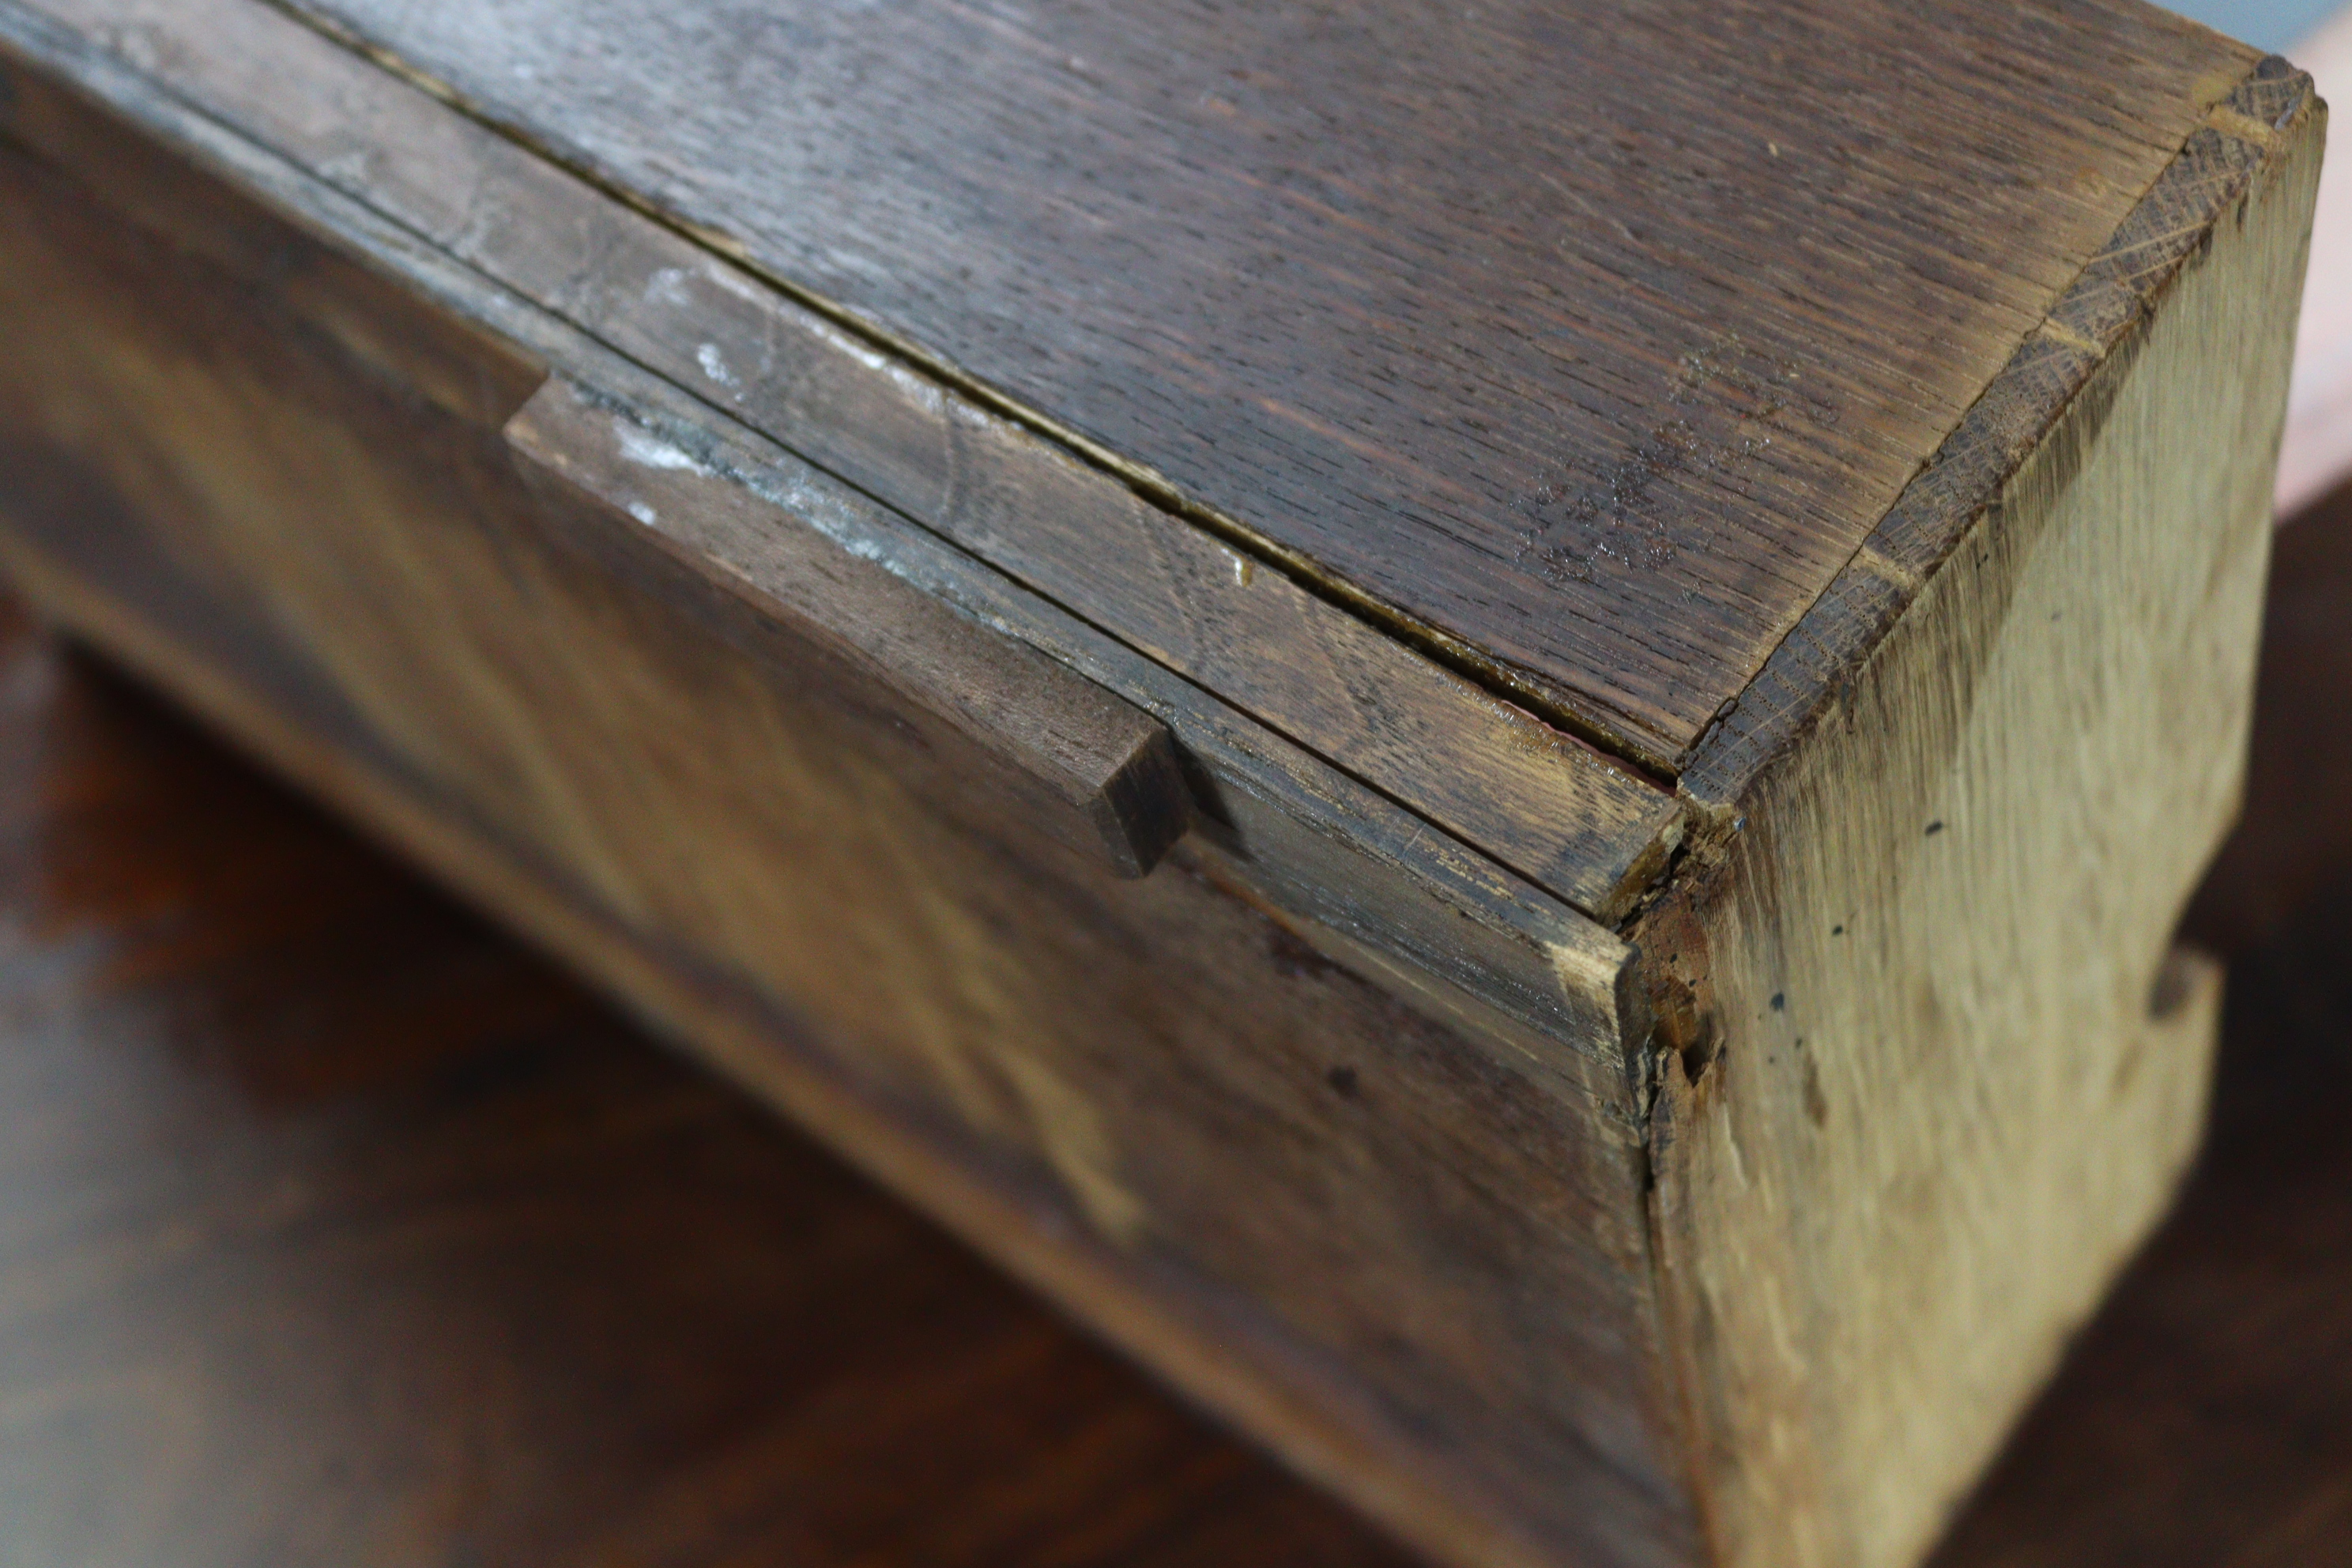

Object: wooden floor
[3,488,2350,1566]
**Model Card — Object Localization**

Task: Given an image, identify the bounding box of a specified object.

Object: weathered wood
[0,599,1422,1568]
[0,1,1633,1060]
[261,0,2254,765]
[504,378,1191,880]
[7,545,2352,1568]
[1682,60,2325,806]
[1644,66,2320,1568]
[0,106,1694,1568]
[0,3,2323,1568]
[3,0,1692,922]
[1931,484,2352,1568]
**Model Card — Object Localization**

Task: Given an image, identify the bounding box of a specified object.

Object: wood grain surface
[4,0,1656,1053]
[2,490,2350,1568]
[1636,59,2313,1563]
[503,375,1194,882]
[1680,59,2320,805]
[243,0,2253,761]
[0,4,1644,1053]
[0,99,1707,1568]
[0,601,1418,1568]
[0,6,2328,1566]
[0,0,2295,911]
[1926,484,2352,1568]
[1,0,1692,918]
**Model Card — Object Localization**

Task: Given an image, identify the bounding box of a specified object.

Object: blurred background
[2172,0,2352,514]
[2,4,2349,1566]
[2171,0,2340,45]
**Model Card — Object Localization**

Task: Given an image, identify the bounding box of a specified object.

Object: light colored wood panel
[1643,87,2320,1568]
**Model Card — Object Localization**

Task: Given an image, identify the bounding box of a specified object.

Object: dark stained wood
[0,4,1638,1049]
[506,376,1193,881]
[2,0,1692,921]
[0,601,1415,1568]
[1683,61,2321,805]
[0,3,2324,1566]
[0,109,1701,1568]
[261,0,2253,761]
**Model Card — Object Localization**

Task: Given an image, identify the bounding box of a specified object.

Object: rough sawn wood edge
[1678,55,2322,816]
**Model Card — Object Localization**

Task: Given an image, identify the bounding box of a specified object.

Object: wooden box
[0,2,2320,1565]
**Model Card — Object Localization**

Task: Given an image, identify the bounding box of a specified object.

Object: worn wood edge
[560,362,1645,1109]
[0,534,1586,1568]
[236,0,1690,777]
[503,375,1193,880]
[0,0,1648,1106]
[1677,55,2322,817]
[6,0,1688,925]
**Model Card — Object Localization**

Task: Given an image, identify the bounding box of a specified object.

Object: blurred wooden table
[4,488,2352,1565]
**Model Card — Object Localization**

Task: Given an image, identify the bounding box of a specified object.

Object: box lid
[284,0,2251,765]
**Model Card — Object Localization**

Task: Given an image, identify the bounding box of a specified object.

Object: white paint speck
[705,263,765,303]
[696,343,738,388]
[644,267,695,307]
[613,418,710,476]
[626,500,658,526]
[804,311,905,379]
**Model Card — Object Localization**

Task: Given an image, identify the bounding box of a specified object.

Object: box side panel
[0,115,1704,1568]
